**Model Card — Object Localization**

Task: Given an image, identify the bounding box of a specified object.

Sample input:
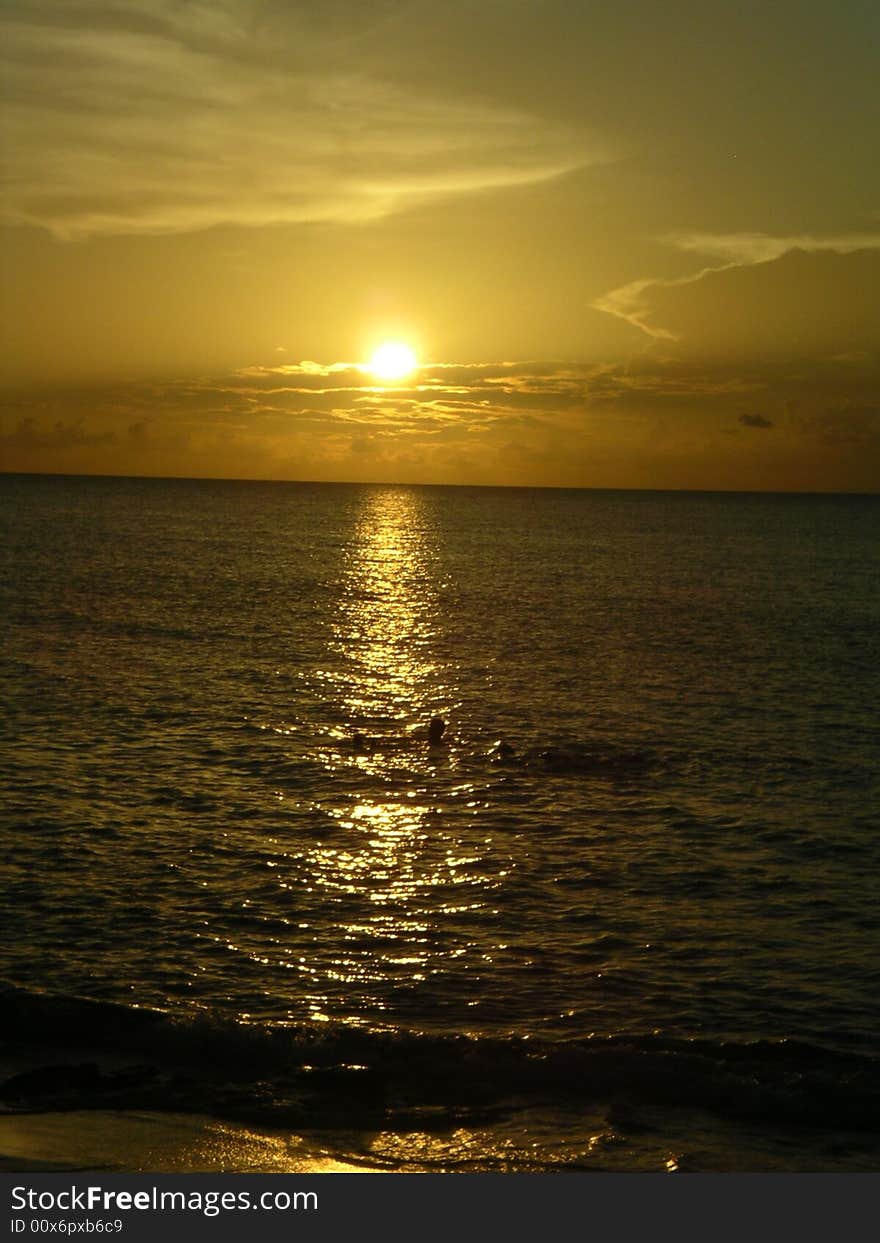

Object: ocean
[2,473,879,1171]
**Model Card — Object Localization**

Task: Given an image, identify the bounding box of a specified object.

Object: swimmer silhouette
[427,716,447,747]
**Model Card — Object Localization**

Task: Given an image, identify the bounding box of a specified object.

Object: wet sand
[0,1110,382,1173]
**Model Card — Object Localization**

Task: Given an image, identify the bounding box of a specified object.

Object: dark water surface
[2,474,879,1170]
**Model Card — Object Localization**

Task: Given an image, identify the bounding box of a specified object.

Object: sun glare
[367,341,419,381]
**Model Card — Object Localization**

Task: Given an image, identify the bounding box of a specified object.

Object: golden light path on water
[238,489,508,1029]
[334,488,442,725]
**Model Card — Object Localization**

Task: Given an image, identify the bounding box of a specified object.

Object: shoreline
[0,1109,384,1174]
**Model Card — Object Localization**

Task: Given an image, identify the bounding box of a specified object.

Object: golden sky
[1,0,878,490]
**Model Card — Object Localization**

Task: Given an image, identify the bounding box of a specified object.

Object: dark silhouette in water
[489,737,653,777]
[530,743,653,776]
[349,723,448,752]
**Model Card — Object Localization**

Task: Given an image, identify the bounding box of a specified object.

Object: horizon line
[1,469,877,498]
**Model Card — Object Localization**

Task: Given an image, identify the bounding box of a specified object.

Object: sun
[367,341,419,381]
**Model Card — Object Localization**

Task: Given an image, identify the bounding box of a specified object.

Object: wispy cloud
[594,239,880,349]
[666,232,880,264]
[592,279,680,342]
[1,0,596,238]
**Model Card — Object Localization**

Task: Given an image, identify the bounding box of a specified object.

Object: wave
[3,983,878,1133]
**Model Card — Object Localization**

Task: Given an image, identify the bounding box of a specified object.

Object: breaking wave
[3,984,879,1133]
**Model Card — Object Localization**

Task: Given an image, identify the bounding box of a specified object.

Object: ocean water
[2,473,879,1171]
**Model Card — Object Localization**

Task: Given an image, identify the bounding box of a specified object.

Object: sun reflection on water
[243,488,506,1027]
[331,488,446,728]
[273,792,503,1023]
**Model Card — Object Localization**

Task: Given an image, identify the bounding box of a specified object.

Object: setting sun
[367,341,419,381]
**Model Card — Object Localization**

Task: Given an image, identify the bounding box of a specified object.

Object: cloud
[3,353,870,443]
[590,279,679,342]
[666,232,880,265]
[4,348,876,469]
[1,415,117,451]
[0,0,596,239]
[594,244,880,356]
